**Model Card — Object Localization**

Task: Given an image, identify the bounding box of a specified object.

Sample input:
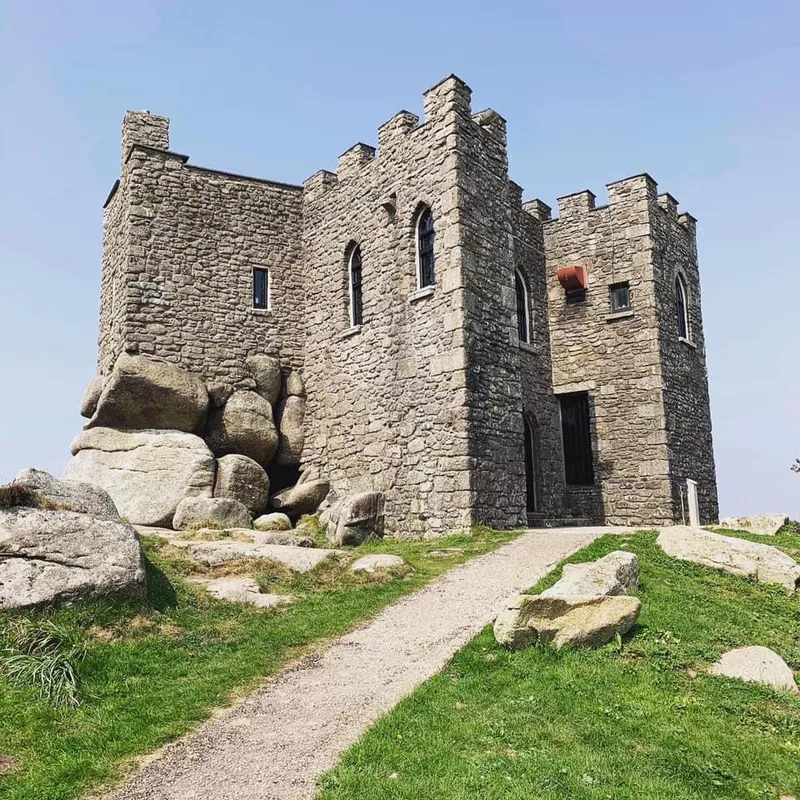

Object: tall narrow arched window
[515,270,530,344]
[416,206,436,288]
[675,274,689,339]
[348,245,363,327]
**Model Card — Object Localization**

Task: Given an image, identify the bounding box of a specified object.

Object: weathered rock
[63,428,215,527]
[173,496,252,532]
[284,369,306,398]
[189,576,296,609]
[0,507,146,609]
[253,512,292,532]
[174,539,343,572]
[708,646,798,693]
[270,479,330,519]
[657,526,800,593]
[213,454,270,515]
[350,554,406,573]
[13,468,121,523]
[206,390,279,467]
[88,354,209,433]
[718,514,790,537]
[206,382,234,409]
[541,551,639,598]
[79,375,105,418]
[275,396,306,466]
[493,594,641,650]
[245,355,282,405]
[253,531,314,548]
[324,491,384,546]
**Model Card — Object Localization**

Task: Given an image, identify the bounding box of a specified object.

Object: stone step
[527,515,594,528]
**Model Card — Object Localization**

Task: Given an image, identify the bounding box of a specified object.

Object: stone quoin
[95,74,718,536]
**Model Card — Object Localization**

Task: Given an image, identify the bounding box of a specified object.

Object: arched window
[522,415,538,513]
[675,274,689,339]
[515,270,530,344]
[416,206,436,288]
[348,245,363,327]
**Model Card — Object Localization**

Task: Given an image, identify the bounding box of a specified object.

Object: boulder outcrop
[64,428,215,527]
[275,396,305,466]
[173,496,252,532]
[323,491,384,546]
[213,454,270,515]
[718,514,790,537]
[245,355,282,405]
[206,390,279,467]
[541,551,639,598]
[270,479,330,519]
[79,375,105,419]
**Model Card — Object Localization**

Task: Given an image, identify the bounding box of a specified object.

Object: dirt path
[108,528,608,800]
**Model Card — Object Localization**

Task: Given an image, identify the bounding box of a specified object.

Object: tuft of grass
[0,485,57,510]
[183,518,248,533]
[0,619,87,708]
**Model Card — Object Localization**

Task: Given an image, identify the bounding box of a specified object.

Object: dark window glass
[417,207,435,287]
[515,272,530,343]
[559,392,594,486]
[675,275,688,338]
[349,246,363,326]
[610,282,631,312]
[253,267,269,309]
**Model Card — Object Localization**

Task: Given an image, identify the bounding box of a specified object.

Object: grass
[0,524,518,800]
[316,528,800,800]
[0,485,57,511]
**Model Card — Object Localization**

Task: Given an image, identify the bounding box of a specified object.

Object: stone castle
[96,74,718,536]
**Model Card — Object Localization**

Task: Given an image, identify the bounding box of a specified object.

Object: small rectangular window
[253,267,269,309]
[559,392,594,486]
[610,282,631,312]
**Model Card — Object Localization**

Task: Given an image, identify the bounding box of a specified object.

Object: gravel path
[108,528,605,800]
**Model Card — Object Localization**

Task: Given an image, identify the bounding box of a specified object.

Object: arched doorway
[522,415,539,513]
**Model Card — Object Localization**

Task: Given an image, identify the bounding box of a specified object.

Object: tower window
[675,274,689,339]
[559,392,594,486]
[348,245,363,327]
[515,270,531,343]
[253,267,269,309]
[416,207,436,288]
[610,282,631,312]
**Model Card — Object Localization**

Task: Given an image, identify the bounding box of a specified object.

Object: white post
[686,479,700,527]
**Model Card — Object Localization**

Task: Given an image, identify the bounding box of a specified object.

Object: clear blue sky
[1,0,798,518]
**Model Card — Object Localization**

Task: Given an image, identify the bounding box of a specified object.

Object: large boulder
[275,396,305,466]
[173,497,252,532]
[323,491,384,546]
[213,454,270,515]
[79,375,105,418]
[12,468,121,523]
[541,551,639,598]
[657,526,800,593]
[63,428,215,527]
[270,479,330,519]
[0,507,146,609]
[88,354,209,433]
[708,646,798,694]
[719,514,790,537]
[245,355,282,405]
[493,594,641,651]
[206,390,279,467]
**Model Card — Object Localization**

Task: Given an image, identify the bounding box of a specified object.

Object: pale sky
[1,0,798,518]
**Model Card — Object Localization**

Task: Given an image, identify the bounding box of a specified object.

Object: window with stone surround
[559,392,594,486]
[610,281,631,312]
[348,245,363,327]
[416,206,436,288]
[253,267,269,310]
[515,270,531,343]
[675,274,690,339]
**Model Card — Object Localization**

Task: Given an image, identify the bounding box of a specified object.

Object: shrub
[0,484,54,510]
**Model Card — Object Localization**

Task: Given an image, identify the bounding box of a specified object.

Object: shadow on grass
[144,555,178,612]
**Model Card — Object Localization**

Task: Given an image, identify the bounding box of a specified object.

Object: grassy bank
[317,529,800,800]
[0,525,518,800]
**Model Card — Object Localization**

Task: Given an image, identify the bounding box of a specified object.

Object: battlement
[422,74,472,122]
[337,143,376,179]
[121,110,169,171]
[523,199,552,222]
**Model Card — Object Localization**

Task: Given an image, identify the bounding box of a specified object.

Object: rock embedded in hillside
[323,491,385,546]
[284,369,306,398]
[657,526,800,593]
[79,375,105,418]
[0,507,146,609]
[64,427,215,527]
[87,354,209,433]
[175,539,343,572]
[275,396,306,466]
[213,454,270,516]
[541,551,639,598]
[173,496,252,532]
[718,514,790,537]
[206,390,279,467]
[270,479,330,519]
[189,576,296,609]
[253,531,314,548]
[493,594,641,651]
[254,512,292,532]
[708,645,799,693]
[350,554,406,574]
[13,468,121,523]
[245,355,282,405]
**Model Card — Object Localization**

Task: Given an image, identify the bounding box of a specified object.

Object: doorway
[523,415,539,513]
